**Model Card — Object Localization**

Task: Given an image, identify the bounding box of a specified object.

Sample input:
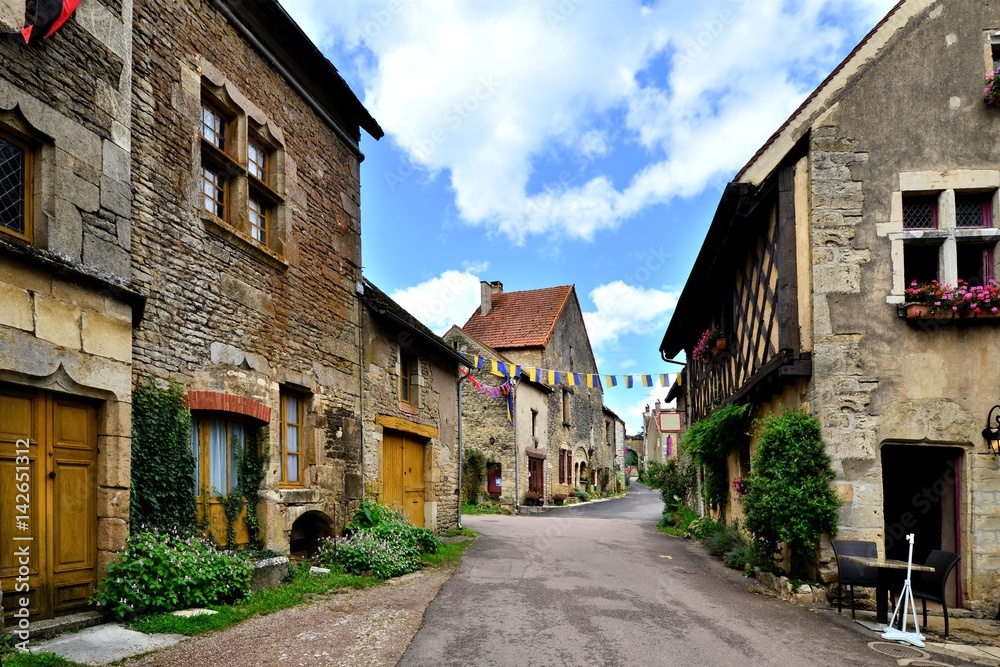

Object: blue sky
[281,0,896,433]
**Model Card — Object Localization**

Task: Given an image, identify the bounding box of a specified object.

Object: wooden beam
[375,415,439,440]
[776,164,801,352]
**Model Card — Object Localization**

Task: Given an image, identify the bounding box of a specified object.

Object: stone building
[642,401,682,465]
[359,279,469,531]
[601,406,626,493]
[130,0,382,552]
[0,0,140,621]
[442,325,551,505]
[461,281,606,506]
[660,0,1000,614]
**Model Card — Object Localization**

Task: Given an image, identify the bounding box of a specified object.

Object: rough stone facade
[0,0,138,620]
[361,281,463,532]
[129,0,379,549]
[443,326,550,505]
[668,0,1000,614]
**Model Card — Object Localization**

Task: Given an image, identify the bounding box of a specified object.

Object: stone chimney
[480,281,504,316]
[480,281,492,316]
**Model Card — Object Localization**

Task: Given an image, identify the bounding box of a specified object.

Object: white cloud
[389,264,487,335]
[605,384,675,435]
[283,0,897,243]
[582,281,679,349]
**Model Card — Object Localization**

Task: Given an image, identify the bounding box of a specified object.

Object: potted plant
[552,493,566,506]
[904,279,1000,319]
[522,490,540,506]
[986,66,1000,107]
[692,326,722,363]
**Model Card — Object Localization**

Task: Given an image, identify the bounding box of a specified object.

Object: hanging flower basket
[986,66,1000,107]
[692,327,722,363]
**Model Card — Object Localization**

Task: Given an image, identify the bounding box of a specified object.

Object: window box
[903,280,1000,319]
[903,303,1000,319]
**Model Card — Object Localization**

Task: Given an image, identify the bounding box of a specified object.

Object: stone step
[16,611,105,641]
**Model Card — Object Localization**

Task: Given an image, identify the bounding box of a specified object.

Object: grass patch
[461,500,510,515]
[658,525,688,538]
[0,643,85,667]
[420,533,477,568]
[131,566,378,636]
[439,526,477,538]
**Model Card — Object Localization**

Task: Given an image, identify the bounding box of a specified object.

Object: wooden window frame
[399,351,416,405]
[561,390,570,426]
[955,193,992,229]
[280,390,305,487]
[902,195,938,230]
[191,414,249,499]
[0,128,33,243]
[199,98,238,225]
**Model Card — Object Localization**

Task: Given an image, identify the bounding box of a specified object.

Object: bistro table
[840,555,935,626]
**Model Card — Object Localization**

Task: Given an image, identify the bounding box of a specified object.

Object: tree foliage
[462,448,487,503]
[130,379,197,532]
[682,403,752,514]
[742,410,840,576]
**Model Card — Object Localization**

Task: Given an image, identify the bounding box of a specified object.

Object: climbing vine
[130,379,197,532]
[462,448,486,503]
[217,431,270,549]
[682,403,752,515]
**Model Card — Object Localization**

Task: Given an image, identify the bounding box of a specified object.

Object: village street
[400,484,903,667]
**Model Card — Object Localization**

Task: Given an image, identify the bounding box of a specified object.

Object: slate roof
[463,285,574,350]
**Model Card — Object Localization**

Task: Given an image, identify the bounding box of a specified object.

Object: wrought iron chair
[832,539,879,620]
[910,550,961,638]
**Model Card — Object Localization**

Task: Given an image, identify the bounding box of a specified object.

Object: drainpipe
[512,375,520,514]
[357,285,366,507]
[456,372,468,529]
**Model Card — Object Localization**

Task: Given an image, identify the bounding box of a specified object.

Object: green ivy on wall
[130,379,197,532]
[682,403,752,515]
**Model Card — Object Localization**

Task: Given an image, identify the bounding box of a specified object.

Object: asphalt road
[399,484,907,667]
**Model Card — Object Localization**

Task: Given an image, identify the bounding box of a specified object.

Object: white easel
[881,533,925,648]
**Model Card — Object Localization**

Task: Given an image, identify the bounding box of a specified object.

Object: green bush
[704,524,739,557]
[94,528,252,619]
[742,410,840,576]
[317,503,441,580]
[722,543,758,570]
[572,488,590,502]
[462,449,487,503]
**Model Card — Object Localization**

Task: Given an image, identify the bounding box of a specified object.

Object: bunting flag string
[460,354,682,390]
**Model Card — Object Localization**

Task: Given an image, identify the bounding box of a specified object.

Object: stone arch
[289,510,334,556]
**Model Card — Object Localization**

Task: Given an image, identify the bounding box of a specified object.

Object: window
[0,130,30,242]
[530,409,538,439]
[280,391,304,485]
[561,390,570,425]
[400,351,416,405]
[896,188,1000,292]
[191,416,247,497]
[200,88,283,254]
[559,449,565,484]
[606,420,612,445]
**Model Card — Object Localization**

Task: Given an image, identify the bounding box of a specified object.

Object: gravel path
[121,567,454,667]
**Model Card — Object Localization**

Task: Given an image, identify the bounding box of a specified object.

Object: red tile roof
[463,285,574,350]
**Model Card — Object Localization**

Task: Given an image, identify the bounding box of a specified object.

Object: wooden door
[0,389,97,620]
[402,437,425,527]
[381,431,425,527]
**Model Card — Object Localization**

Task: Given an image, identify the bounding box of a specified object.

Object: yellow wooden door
[381,431,425,527]
[382,431,404,515]
[402,437,425,527]
[0,389,97,620]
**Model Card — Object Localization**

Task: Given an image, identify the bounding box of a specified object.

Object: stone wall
[130,0,366,548]
[0,0,136,611]
[800,0,1000,611]
[362,312,460,532]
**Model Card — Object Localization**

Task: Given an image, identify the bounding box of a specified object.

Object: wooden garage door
[0,388,97,620]
[382,431,425,527]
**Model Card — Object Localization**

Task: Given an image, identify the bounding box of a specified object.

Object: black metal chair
[910,550,961,638]
[832,539,879,620]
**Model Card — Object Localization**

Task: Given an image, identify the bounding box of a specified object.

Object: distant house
[601,407,627,493]
[442,326,550,505]
[360,279,470,531]
[642,401,683,465]
[660,0,1000,613]
[458,281,607,506]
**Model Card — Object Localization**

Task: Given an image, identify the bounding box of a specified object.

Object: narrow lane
[401,485,900,667]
